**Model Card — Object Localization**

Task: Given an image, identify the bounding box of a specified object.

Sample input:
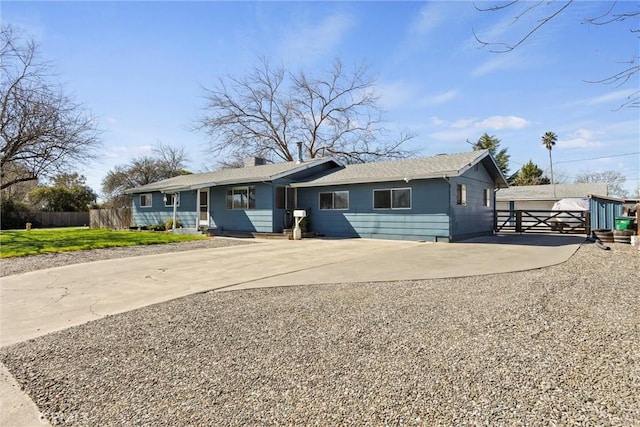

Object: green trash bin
[615,216,633,230]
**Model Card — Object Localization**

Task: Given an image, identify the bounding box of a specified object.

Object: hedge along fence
[90,208,132,229]
[2,211,91,229]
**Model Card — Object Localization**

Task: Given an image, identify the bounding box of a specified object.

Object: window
[483,188,491,207]
[319,191,349,210]
[275,187,296,209]
[456,184,467,206]
[140,193,152,208]
[226,186,256,210]
[373,188,411,209]
[164,193,180,207]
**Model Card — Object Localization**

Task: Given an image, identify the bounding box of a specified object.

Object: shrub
[150,223,165,232]
[165,218,182,230]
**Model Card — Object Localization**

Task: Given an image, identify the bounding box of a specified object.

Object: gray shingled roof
[291,150,506,187]
[496,183,609,201]
[125,158,337,193]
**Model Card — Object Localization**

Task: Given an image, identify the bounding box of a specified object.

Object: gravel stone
[1,241,638,426]
[0,237,253,277]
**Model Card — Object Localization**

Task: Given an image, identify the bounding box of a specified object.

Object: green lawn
[0,228,206,258]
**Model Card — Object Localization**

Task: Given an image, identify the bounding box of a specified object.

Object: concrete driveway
[1,234,584,427]
[1,234,585,348]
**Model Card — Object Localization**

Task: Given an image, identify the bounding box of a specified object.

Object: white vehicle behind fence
[549,198,589,233]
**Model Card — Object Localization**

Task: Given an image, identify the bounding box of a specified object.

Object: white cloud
[452,118,475,129]
[471,53,526,78]
[104,144,154,159]
[377,80,415,109]
[105,146,129,158]
[429,117,446,126]
[440,115,529,130]
[420,89,459,106]
[278,13,354,64]
[410,3,443,35]
[558,128,604,149]
[583,89,637,106]
[475,115,528,130]
[427,115,530,143]
[430,128,476,143]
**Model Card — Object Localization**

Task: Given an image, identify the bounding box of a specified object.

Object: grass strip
[0,228,205,258]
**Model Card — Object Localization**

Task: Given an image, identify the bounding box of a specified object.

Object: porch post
[196,189,200,230]
[172,193,178,231]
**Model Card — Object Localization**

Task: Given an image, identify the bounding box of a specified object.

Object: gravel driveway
[1,241,638,426]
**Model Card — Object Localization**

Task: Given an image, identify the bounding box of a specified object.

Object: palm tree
[541,131,558,195]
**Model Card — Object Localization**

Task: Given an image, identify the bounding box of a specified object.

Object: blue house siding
[449,166,495,241]
[209,183,274,233]
[131,190,198,228]
[296,180,451,241]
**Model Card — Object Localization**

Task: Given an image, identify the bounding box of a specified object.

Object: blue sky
[4,1,639,197]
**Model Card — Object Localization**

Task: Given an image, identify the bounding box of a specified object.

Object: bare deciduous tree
[574,169,628,197]
[473,1,639,108]
[197,58,415,164]
[0,26,101,191]
[152,143,190,176]
[101,143,190,207]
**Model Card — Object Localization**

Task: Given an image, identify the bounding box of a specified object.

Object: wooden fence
[89,208,132,229]
[495,209,591,235]
[6,211,90,228]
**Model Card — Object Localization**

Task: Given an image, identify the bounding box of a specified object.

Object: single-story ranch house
[125,150,508,242]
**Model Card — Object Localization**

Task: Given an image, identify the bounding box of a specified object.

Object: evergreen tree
[471,133,510,176]
[510,160,551,186]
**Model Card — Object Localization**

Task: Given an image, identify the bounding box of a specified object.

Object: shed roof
[496,183,609,201]
[125,158,339,194]
[291,150,508,188]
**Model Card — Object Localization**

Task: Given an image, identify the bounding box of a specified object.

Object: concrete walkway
[1,234,585,426]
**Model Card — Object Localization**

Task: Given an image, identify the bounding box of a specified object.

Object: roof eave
[291,171,460,188]
[125,158,342,193]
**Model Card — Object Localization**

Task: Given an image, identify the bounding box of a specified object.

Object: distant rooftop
[496,183,609,201]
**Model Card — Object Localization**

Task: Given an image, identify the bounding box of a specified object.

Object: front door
[199,189,209,227]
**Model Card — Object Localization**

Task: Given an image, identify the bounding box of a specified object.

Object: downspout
[443,176,451,242]
[493,188,498,234]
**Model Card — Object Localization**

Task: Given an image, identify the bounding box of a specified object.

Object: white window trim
[372,187,412,210]
[457,184,467,206]
[226,186,256,210]
[164,193,180,208]
[140,193,152,208]
[318,190,349,210]
[275,186,296,210]
[483,188,491,208]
